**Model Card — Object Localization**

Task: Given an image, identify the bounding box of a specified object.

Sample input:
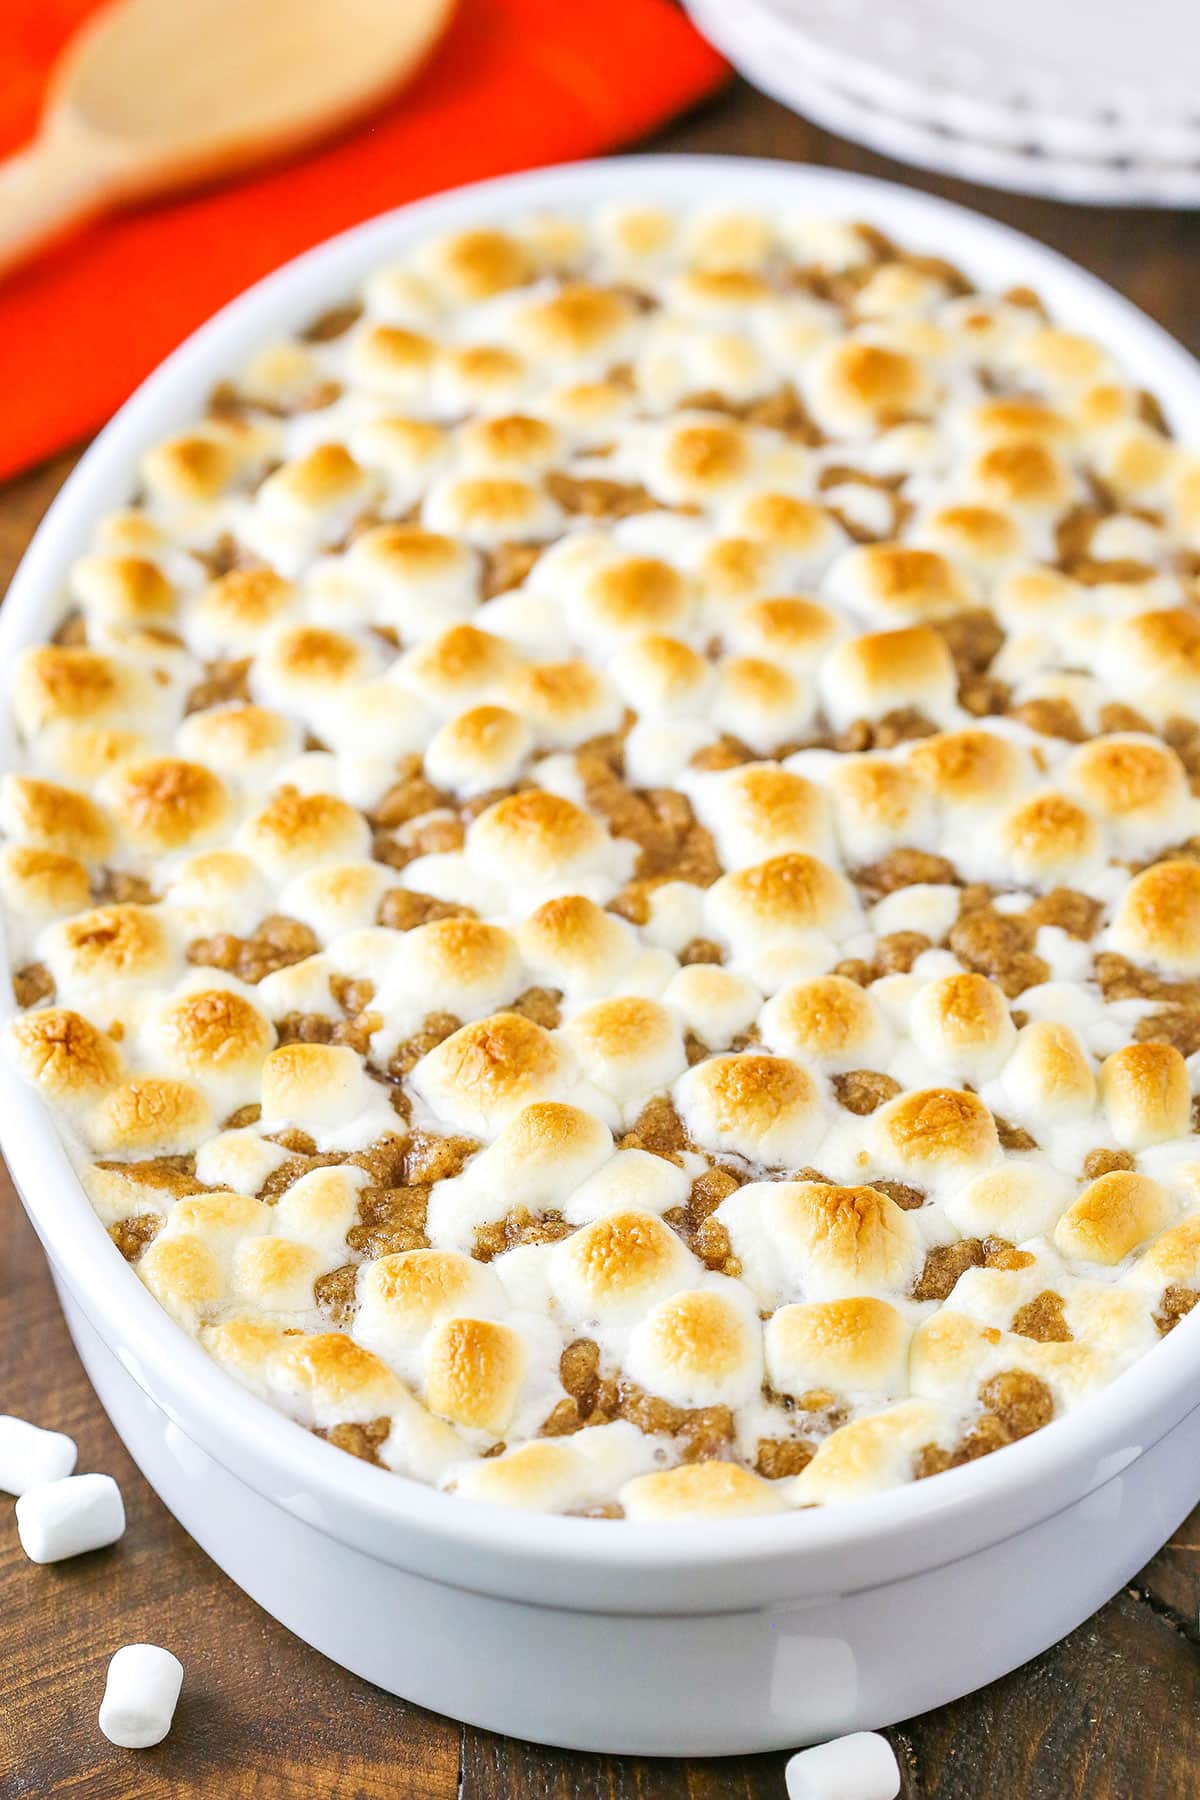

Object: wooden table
[3,73,1200,1800]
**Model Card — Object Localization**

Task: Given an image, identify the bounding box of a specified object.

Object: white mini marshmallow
[15,1472,125,1564]
[98,1643,184,1749]
[0,1415,77,1496]
[785,1732,901,1800]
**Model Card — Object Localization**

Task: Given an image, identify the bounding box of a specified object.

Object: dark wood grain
[3,72,1200,1799]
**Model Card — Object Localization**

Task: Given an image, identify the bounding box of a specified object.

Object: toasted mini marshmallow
[990,565,1084,634]
[541,377,635,439]
[467,791,616,899]
[676,1052,824,1168]
[137,1234,225,1328]
[515,895,638,999]
[269,1162,364,1256]
[251,624,376,719]
[277,859,392,940]
[238,787,369,882]
[259,1042,381,1139]
[188,568,298,660]
[140,422,242,505]
[614,635,712,721]
[427,1101,610,1249]
[436,342,534,415]
[511,282,637,369]
[69,554,176,630]
[345,322,436,403]
[548,1209,694,1326]
[732,1181,923,1304]
[1054,1170,1174,1266]
[824,543,975,627]
[626,1283,762,1408]
[646,416,754,507]
[9,1009,123,1115]
[458,412,562,478]
[634,323,771,412]
[570,555,693,656]
[423,705,533,796]
[423,472,561,550]
[727,490,847,568]
[946,1161,1075,1243]
[622,1458,786,1520]
[909,972,1016,1082]
[1067,736,1189,857]
[1098,608,1200,725]
[89,1075,212,1158]
[450,1421,653,1513]
[1109,859,1200,977]
[660,963,760,1048]
[907,728,1026,813]
[825,755,935,864]
[246,445,376,571]
[805,339,933,438]
[105,757,230,857]
[396,624,520,715]
[561,997,686,1123]
[237,336,323,405]
[999,1020,1097,1124]
[760,974,889,1072]
[13,645,155,739]
[0,844,91,924]
[373,918,522,1052]
[0,775,112,864]
[819,626,957,731]
[1019,316,1119,396]
[176,704,300,786]
[355,1250,504,1370]
[562,1145,689,1225]
[913,505,1022,587]
[31,722,152,788]
[345,525,480,641]
[726,595,840,671]
[967,438,1075,521]
[412,1012,573,1137]
[145,983,274,1116]
[707,853,857,952]
[162,849,271,938]
[593,202,675,271]
[997,793,1100,886]
[868,1087,1000,1187]
[231,1234,325,1316]
[1125,1214,1200,1292]
[766,1297,911,1399]
[40,903,175,1010]
[499,659,623,749]
[269,1329,413,1433]
[349,412,447,498]
[1099,1041,1191,1149]
[417,225,531,302]
[692,764,831,868]
[790,1398,948,1502]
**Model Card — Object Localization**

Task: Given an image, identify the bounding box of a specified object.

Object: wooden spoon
[0,0,456,278]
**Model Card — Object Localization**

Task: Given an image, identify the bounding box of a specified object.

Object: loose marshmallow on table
[785,1732,901,1800]
[0,1415,77,1495]
[99,1644,184,1749]
[14,1472,125,1564]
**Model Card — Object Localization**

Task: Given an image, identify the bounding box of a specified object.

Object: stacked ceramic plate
[686,0,1200,205]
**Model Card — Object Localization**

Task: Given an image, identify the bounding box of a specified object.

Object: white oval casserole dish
[4,156,1200,1758]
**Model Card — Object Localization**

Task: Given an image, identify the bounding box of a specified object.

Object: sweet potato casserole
[6,203,1200,1519]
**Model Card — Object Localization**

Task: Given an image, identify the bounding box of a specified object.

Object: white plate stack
[686,0,1200,205]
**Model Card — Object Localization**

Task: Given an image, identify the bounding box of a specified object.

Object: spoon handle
[0,129,118,280]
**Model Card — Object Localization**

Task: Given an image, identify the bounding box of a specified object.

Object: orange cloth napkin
[0,0,727,481]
